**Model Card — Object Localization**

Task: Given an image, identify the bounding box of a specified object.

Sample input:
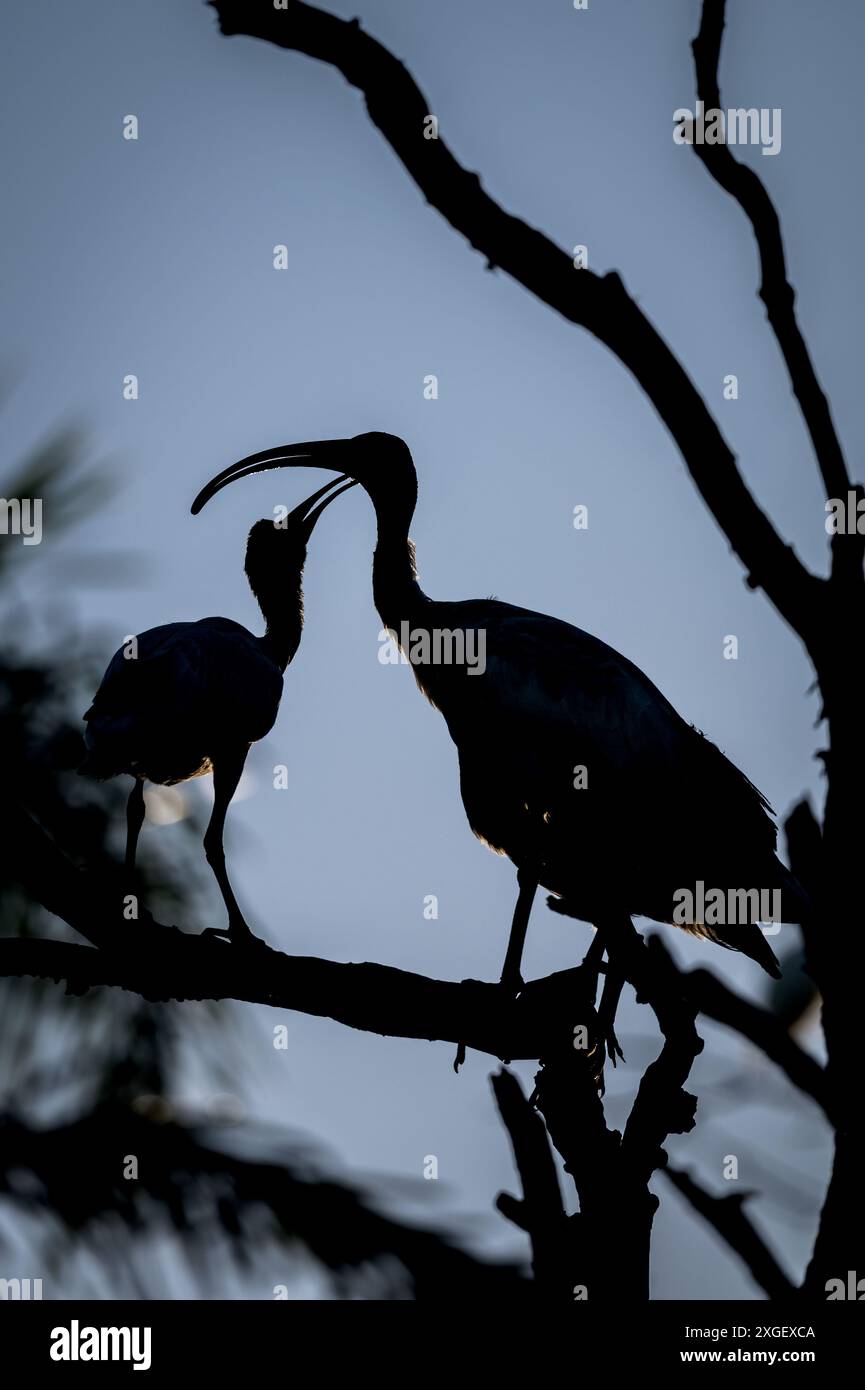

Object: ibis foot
[604,1024,625,1066]
[499,968,524,998]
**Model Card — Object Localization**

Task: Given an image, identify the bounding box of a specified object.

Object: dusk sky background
[3,0,861,1296]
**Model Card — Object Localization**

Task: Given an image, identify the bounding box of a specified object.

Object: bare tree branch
[663,1164,796,1300]
[685,0,863,1297]
[491,1067,570,1292]
[690,0,851,509]
[528,924,703,1300]
[208,0,821,644]
[0,934,603,1063]
[531,1034,629,1298]
[1,808,604,1063]
[648,936,831,1121]
[621,1010,701,1193]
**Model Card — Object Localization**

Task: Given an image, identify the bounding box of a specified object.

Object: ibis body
[82,476,354,940]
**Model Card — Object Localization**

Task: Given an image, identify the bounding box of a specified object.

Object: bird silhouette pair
[83,432,805,1061]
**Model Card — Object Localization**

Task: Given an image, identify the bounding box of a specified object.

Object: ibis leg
[456,868,537,1072]
[125,778,146,873]
[581,926,606,1001]
[598,963,626,1064]
[500,867,538,994]
[203,747,255,943]
[596,915,643,1063]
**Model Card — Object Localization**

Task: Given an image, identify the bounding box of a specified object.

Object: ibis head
[237,473,356,668]
[192,432,417,533]
[244,473,357,573]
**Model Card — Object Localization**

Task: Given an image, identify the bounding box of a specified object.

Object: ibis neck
[257,581,303,671]
[372,506,428,630]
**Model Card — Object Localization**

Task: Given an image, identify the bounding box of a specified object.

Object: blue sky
[3,0,859,1296]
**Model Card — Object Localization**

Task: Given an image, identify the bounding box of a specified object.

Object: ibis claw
[605,1026,626,1066]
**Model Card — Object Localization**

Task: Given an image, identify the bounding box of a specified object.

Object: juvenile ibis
[82,475,355,942]
[192,434,802,1026]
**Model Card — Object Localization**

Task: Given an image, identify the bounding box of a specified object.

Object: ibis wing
[431,601,777,852]
[445,603,686,773]
[86,619,283,745]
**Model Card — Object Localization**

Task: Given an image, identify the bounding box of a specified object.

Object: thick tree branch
[531,1034,629,1299]
[491,1067,571,1293]
[690,0,851,510]
[663,1164,796,1300]
[621,1010,701,1193]
[209,0,820,644]
[529,922,704,1300]
[1,808,603,1062]
[0,934,600,1063]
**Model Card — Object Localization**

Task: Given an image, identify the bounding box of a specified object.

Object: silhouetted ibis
[192,434,801,1032]
[82,475,355,942]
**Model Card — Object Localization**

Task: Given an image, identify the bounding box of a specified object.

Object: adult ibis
[192,434,802,1023]
[82,475,355,942]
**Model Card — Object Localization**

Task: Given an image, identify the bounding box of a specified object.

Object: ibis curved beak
[291,475,358,540]
[191,440,352,516]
